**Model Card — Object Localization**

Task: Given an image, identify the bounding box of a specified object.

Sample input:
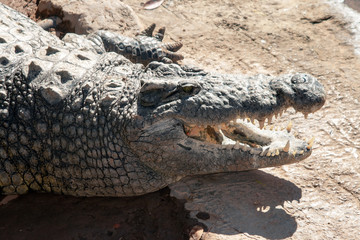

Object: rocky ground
[1,0,360,239]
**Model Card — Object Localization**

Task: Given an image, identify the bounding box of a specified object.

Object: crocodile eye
[291,75,308,84]
[182,85,194,93]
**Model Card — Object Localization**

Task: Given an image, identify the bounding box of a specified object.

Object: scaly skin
[89,23,184,65]
[0,3,325,196]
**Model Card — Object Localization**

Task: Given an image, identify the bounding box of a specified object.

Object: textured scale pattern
[90,23,184,65]
[0,4,166,196]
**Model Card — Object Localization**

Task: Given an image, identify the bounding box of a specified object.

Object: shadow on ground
[1,170,302,240]
[0,188,198,240]
[170,170,302,239]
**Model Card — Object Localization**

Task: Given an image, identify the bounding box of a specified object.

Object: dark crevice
[28,62,42,82]
[45,46,60,56]
[301,15,334,24]
[35,3,71,39]
[76,54,90,61]
[14,45,24,54]
[177,143,192,151]
[0,57,10,66]
[55,70,73,83]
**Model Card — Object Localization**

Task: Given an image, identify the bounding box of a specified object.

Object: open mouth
[184,117,314,157]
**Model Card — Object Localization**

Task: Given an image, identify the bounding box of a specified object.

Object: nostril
[291,74,308,84]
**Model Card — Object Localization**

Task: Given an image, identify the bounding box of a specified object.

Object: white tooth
[266,150,272,157]
[307,136,315,149]
[229,120,234,125]
[286,121,292,133]
[236,118,242,124]
[283,140,290,152]
[234,141,240,150]
[240,144,250,151]
[260,148,268,156]
[259,120,265,129]
[250,118,255,124]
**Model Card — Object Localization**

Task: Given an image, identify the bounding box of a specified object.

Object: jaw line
[181,115,313,159]
[131,116,312,175]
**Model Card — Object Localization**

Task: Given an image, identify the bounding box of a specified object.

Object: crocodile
[0,3,325,197]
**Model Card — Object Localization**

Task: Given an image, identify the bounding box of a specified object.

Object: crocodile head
[129,66,326,181]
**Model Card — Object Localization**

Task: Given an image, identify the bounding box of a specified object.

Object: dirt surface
[345,0,360,12]
[1,0,360,239]
[1,0,39,21]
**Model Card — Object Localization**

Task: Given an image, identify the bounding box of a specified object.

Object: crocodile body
[0,4,325,197]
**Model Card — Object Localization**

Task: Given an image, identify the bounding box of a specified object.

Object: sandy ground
[1,0,360,239]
